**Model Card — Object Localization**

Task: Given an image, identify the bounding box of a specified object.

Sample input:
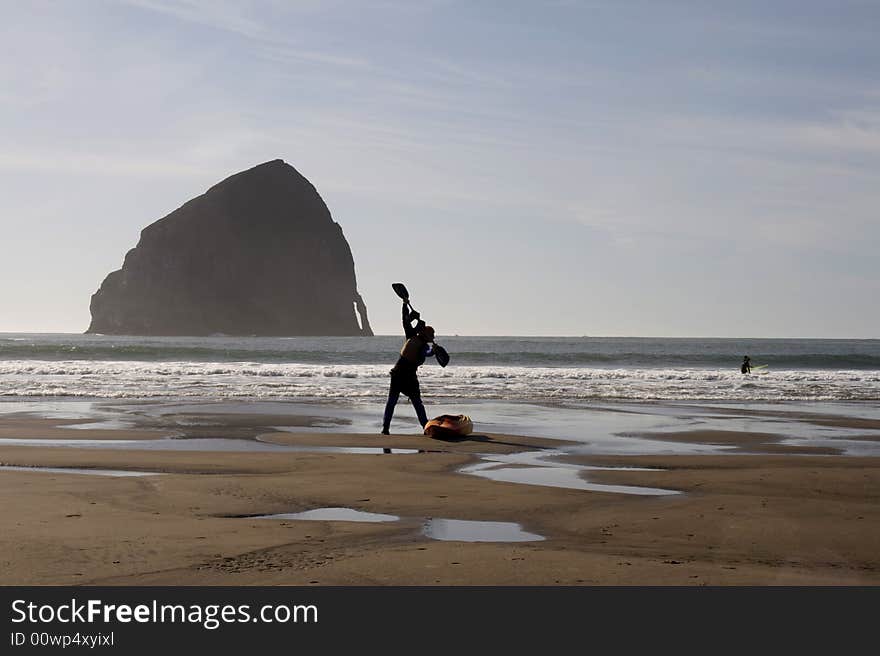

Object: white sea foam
[1,359,879,401]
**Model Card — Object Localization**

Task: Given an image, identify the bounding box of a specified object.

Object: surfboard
[424,414,473,439]
[752,364,768,370]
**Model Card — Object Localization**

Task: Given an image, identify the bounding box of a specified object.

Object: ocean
[1,334,879,403]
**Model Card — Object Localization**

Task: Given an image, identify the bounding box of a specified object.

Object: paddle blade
[392,282,409,301]
[434,344,450,368]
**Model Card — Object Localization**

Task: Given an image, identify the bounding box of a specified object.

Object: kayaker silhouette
[741,356,752,374]
[381,301,435,434]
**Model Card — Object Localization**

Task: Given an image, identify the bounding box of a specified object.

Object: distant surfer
[381,301,435,434]
[741,356,752,374]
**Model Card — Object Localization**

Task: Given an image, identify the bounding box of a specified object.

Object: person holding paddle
[381,300,435,434]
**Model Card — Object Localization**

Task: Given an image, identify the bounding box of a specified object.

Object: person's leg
[408,380,429,428]
[382,380,401,434]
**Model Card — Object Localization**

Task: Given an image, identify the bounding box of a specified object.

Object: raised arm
[402,302,425,338]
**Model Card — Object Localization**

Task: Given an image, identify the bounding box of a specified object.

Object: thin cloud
[0,150,211,177]
[119,0,374,72]
[256,43,375,70]
[117,0,266,38]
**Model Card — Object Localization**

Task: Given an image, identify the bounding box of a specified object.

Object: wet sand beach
[1,404,878,585]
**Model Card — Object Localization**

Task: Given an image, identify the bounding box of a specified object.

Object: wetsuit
[382,303,433,432]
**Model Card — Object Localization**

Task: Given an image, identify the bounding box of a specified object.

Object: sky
[0,0,878,337]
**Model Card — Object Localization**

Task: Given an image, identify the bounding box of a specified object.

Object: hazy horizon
[2,1,878,338]
[1,331,877,341]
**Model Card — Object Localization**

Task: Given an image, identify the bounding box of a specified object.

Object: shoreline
[0,400,878,585]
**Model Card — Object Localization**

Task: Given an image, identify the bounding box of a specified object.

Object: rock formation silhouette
[87,159,372,336]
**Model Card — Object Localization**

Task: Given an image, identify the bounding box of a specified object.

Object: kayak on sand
[424,414,473,439]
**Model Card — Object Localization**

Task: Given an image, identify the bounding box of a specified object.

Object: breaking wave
[1,360,879,402]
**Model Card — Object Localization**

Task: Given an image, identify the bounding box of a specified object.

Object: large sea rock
[87,159,373,336]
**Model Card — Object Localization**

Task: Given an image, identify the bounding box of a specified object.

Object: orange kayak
[424,414,473,439]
